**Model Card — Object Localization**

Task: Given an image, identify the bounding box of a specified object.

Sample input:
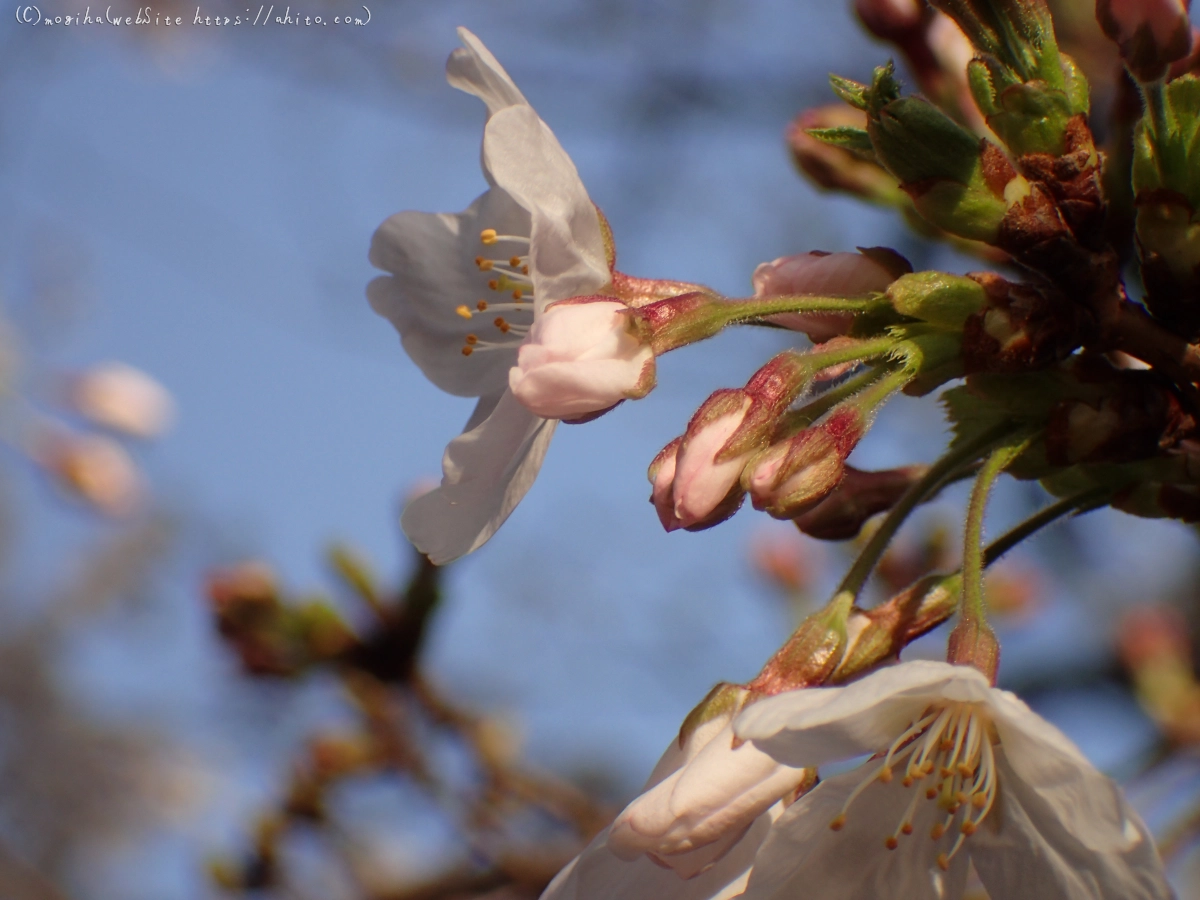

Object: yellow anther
[477,258,495,271]
[509,256,522,267]
[961,820,977,836]
[922,762,936,775]
[455,305,473,319]
[480,229,498,244]
[901,775,914,788]
[488,279,500,290]
[461,346,474,356]
[884,836,898,850]
[512,289,523,300]
[955,792,969,806]
[829,814,846,832]
[972,792,988,809]
[521,265,529,275]
[940,766,952,778]
[936,853,950,872]
[930,823,945,840]
[465,334,479,345]
[476,300,489,311]
[877,766,893,784]
[901,823,913,836]
[957,763,974,777]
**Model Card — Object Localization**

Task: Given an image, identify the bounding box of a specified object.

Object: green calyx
[967,56,1087,158]
[1133,76,1200,209]
[887,271,988,330]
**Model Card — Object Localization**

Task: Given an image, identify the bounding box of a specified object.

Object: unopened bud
[856,0,924,38]
[861,64,1026,243]
[671,351,819,530]
[793,464,926,540]
[1097,0,1194,81]
[887,271,987,329]
[745,424,848,520]
[648,437,684,532]
[754,248,911,341]
[509,296,655,419]
[747,595,853,694]
[834,573,961,681]
[672,391,755,529]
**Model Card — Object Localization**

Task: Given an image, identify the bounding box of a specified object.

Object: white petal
[445,27,529,115]
[609,722,806,863]
[739,769,970,900]
[735,662,988,767]
[509,356,650,418]
[969,751,1171,900]
[482,105,610,306]
[400,391,555,564]
[542,812,774,900]
[368,189,531,397]
[986,688,1136,853]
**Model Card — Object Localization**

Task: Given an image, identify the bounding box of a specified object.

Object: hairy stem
[960,435,1035,626]
[835,421,1018,601]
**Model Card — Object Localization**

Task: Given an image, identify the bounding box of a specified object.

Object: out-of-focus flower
[606,688,812,879]
[508,297,654,419]
[31,427,143,516]
[368,28,610,564]
[752,249,909,343]
[1097,0,1194,80]
[751,532,819,595]
[735,661,1171,900]
[1119,606,1200,744]
[65,361,174,438]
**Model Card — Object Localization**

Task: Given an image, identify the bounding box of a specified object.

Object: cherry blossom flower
[733,660,1172,900]
[368,28,609,564]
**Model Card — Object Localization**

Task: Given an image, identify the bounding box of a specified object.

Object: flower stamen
[829,703,998,871]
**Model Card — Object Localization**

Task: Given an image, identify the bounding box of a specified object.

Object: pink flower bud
[648,437,683,532]
[606,693,810,878]
[751,249,909,342]
[746,407,870,520]
[508,297,655,419]
[1097,0,1194,80]
[855,0,924,39]
[673,392,755,529]
[66,362,174,439]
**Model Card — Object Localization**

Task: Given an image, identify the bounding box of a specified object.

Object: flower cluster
[367,0,1200,893]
